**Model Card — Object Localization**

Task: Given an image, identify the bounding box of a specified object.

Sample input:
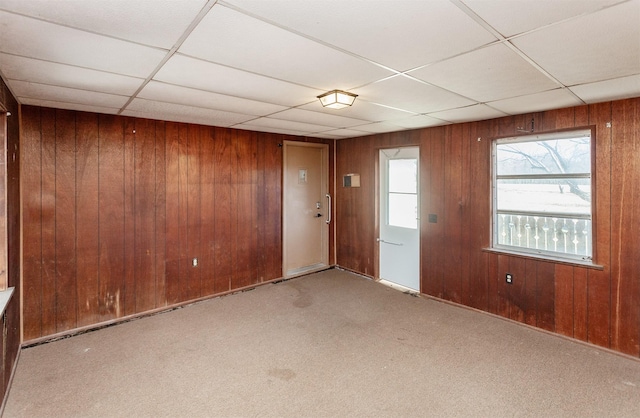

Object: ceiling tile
[233,124,310,137]
[123,98,257,127]
[322,128,373,138]
[225,0,497,71]
[268,108,367,128]
[488,88,583,115]
[570,74,640,104]
[178,5,392,89]
[138,81,287,116]
[0,0,208,48]
[11,80,128,109]
[512,1,640,86]
[298,99,416,122]
[240,117,332,133]
[347,122,412,134]
[19,98,120,115]
[428,104,508,123]
[386,115,446,129]
[409,44,559,102]
[353,75,475,114]
[462,0,624,37]
[0,53,143,96]
[154,54,323,107]
[0,11,166,78]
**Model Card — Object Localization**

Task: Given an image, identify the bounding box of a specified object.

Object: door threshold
[378,279,420,296]
[285,263,329,278]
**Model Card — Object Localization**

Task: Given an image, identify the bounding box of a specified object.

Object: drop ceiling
[1,0,639,139]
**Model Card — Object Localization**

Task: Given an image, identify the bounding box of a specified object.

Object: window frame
[491,127,597,265]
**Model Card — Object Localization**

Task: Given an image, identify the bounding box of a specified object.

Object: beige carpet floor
[4,269,640,417]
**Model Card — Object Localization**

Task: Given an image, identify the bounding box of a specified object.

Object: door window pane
[388,158,418,229]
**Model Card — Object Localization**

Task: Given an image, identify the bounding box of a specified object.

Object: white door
[379,147,420,291]
[283,141,330,277]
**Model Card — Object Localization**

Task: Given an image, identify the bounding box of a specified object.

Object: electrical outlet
[506,273,513,284]
[192,258,198,267]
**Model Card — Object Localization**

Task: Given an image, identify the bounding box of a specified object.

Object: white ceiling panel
[154,54,323,107]
[512,1,640,86]
[233,124,311,137]
[353,75,475,114]
[298,100,416,122]
[462,0,624,37]
[138,81,287,116]
[0,53,143,96]
[319,128,372,138]
[1,1,638,139]
[385,115,445,130]
[488,89,584,115]
[0,11,166,78]
[268,108,367,129]
[224,0,497,71]
[11,80,129,109]
[0,0,207,49]
[179,4,392,89]
[428,104,508,124]
[570,74,640,104]
[240,117,333,134]
[19,98,120,115]
[409,44,560,102]
[123,98,256,127]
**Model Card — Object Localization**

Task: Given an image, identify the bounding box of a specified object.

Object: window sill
[482,248,604,270]
[0,287,14,317]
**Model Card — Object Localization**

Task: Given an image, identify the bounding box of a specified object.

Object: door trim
[282,141,330,278]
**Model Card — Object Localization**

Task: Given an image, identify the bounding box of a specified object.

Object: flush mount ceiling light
[317,90,358,109]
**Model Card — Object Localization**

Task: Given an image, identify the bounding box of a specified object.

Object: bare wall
[336,98,640,358]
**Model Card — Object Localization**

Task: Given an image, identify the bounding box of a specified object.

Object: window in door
[388,158,418,229]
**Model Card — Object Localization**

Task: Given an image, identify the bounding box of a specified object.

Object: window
[493,129,592,261]
[388,158,418,229]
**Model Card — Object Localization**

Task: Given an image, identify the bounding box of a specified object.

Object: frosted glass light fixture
[317,90,358,109]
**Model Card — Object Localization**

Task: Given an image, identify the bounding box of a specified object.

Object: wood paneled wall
[336,98,640,358]
[0,77,20,409]
[21,106,333,342]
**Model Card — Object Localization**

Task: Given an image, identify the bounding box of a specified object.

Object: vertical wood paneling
[588,102,612,348]
[573,267,588,340]
[134,119,157,312]
[426,129,445,298]
[200,127,216,295]
[54,110,77,332]
[234,134,253,289]
[535,261,555,332]
[554,264,574,337]
[22,106,43,340]
[610,99,640,356]
[40,108,57,336]
[123,119,136,316]
[98,114,125,320]
[523,259,538,326]
[186,125,201,300]
[23,107,318,342]
[75,112,100,327]
[508,256,526,323]
[443,126,463,304]
[214,127,232,293]
[164,122,181,305]
[155,121,167,308]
